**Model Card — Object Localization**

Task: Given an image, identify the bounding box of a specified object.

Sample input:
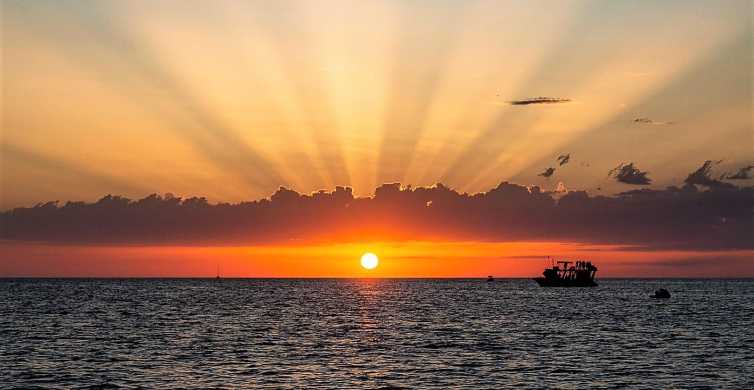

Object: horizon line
[2,276,753,280]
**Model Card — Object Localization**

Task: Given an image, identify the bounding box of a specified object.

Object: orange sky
[2,1,752,209]
[1,1,752,277]
[2,241,753,278]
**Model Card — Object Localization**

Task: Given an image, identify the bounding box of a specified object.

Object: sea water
[1,279,753,389]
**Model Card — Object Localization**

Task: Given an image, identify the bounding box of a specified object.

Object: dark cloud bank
[2,181,752,250]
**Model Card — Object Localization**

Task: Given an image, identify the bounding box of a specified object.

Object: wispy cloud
[608,162,652,185]
[537,155,569,179]
[633,117,674,125]
[508,97,571,105]
[557,153,571,166]
[538,167,556,178]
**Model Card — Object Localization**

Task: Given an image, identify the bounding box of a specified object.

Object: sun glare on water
[360,252,379,270]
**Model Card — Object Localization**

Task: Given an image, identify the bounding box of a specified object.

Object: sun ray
[437,1,746,192]
[230,1,353,190]
[375,1,470,186]
[5,2,298,197]
[410,1,582,187]
[2,0,750,208]
[123,1,327,192]
[1,143,149,207]
[299,0,398,195]
[493,28,753,194]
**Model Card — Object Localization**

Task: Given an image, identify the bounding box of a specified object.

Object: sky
[1,0,753,277]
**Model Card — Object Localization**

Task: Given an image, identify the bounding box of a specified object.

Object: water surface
[2,279,753,389]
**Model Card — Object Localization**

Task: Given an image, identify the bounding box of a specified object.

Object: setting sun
[360,252,379,270]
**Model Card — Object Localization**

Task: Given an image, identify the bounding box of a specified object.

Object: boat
[651,288,670,298]
[533,260,598,287]
[487,275,494,282]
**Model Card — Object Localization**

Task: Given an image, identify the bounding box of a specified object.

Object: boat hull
[533,277,597,287]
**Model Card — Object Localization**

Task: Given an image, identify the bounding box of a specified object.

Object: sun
[360,252,379,270]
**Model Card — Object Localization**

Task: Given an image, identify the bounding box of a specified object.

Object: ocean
[1,279,753,389]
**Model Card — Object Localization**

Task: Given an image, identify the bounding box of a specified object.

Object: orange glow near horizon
[2,241,753,278]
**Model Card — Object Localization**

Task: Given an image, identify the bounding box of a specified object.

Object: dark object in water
[651,288,671,299]
[487,275,494,282]
[533,260,598,287]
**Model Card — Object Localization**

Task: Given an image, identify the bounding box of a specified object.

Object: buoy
[651,288,670,299]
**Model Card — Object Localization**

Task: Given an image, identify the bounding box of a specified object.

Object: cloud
[557,153,571,166]
[508,97,571,105]
[722,165,754,180]
[1,182,752,251]
[537,155,569,179]
[633,117,674,125]
[538,167,556,178]
[608,162,652,185]
[685,160,736,189]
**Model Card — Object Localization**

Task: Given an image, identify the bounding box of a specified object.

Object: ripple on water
[1,279,753,389]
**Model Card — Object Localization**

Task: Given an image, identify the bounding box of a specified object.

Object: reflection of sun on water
[360,252,379,270]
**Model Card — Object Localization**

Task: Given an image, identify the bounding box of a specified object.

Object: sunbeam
[508,29,752,194]
[375,1,469,185]
[233,1,351,189]
[1,143,149,207]
[437,1,747,192]
[2,0,751,208]
[4,2,292,196]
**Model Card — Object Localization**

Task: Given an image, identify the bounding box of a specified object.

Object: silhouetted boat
[487,275,494,282]
[533,260,598,287]
[651,288,670,298]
